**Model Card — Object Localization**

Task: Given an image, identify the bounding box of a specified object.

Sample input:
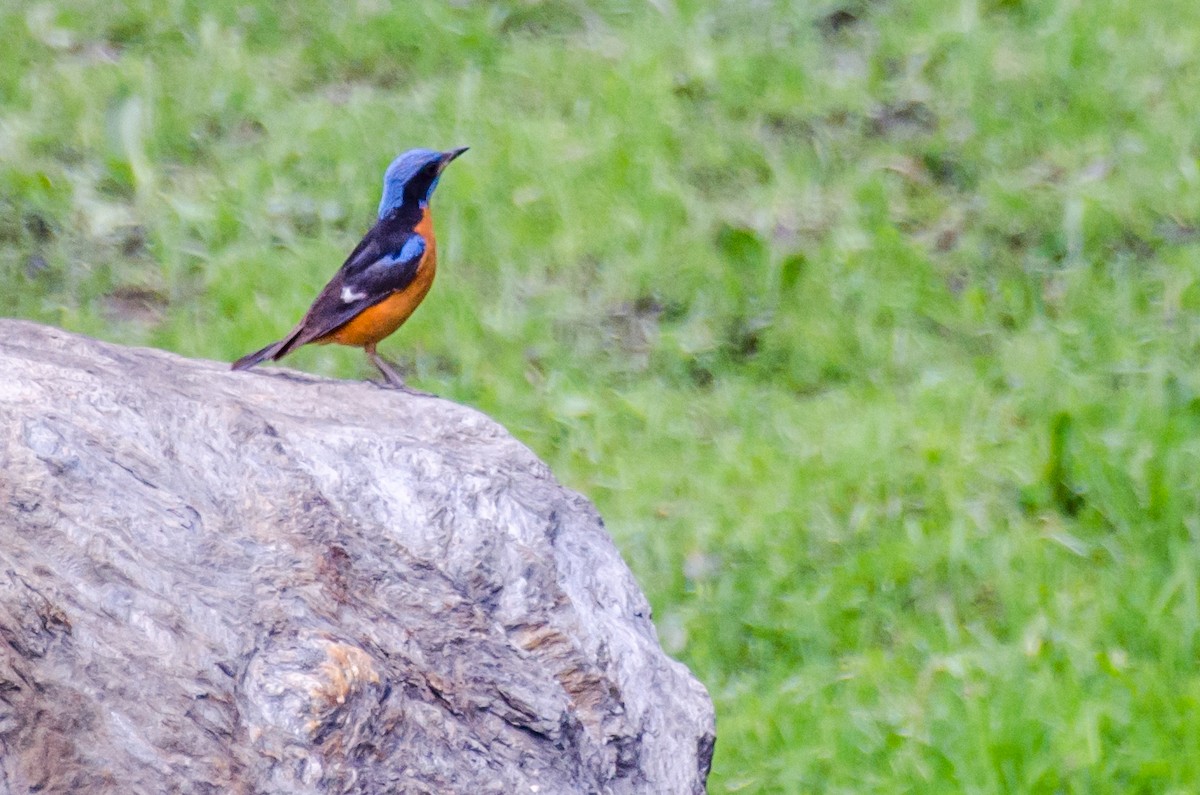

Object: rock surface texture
[0,320,715,794]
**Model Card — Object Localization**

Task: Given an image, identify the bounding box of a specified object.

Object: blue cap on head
[377,147,468,218]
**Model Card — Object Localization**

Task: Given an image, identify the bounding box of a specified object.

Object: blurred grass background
[4,0,1200,791]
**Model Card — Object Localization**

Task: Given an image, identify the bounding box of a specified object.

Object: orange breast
[325,211,437,348]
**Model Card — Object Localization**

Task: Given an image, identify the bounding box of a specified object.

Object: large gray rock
[0,320,714,794]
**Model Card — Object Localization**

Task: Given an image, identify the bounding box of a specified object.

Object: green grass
[5,0,1200,791]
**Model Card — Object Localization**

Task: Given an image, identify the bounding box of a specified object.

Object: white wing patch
[341,286,367,303]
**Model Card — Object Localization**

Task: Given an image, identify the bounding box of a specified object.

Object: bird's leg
[364,343,408,388]
[365,344,437,397]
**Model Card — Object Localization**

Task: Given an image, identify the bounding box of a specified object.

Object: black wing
[272,221,426,356]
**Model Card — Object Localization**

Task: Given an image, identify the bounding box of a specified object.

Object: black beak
[439,147,469,171]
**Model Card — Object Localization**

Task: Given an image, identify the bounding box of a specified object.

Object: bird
[231,146,468,388]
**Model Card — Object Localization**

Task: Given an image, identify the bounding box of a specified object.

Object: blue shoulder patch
[380,235,425,267]
[398,234,426,264]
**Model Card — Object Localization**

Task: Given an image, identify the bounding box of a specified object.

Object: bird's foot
[368,350,407,386]
[367,350,433,396]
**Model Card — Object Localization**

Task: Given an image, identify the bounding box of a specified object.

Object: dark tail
[232,317,319,372]
[231,340,284,371]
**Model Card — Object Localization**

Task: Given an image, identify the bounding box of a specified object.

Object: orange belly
[324,213,437,347]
